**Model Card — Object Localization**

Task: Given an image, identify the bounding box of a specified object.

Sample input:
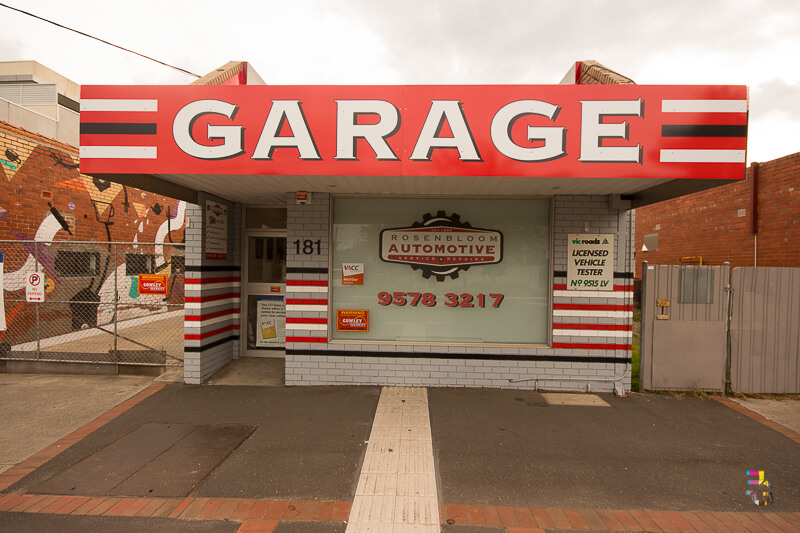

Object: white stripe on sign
[285,323,327,331]
[553,290,631,299]
[80,146,157,159]
[553,330,633,339]
[80,99,158,112]
[660,149,746,163]
[661,99,747,113]
[285,285,328,293]
[184,282,241,292]
[184,314,240,330]
[285,304,327,313]
[553,309,632,318]
[346,387,440,533]
[185,298,240,310]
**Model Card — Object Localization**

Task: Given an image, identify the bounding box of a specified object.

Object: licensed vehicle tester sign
[79,84,747,180]
[567,234,614,290]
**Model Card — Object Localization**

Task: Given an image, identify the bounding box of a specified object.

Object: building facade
[73,61,748,393]
[635,152,800,278]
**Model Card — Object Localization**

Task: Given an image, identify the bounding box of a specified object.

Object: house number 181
[293,239,321,255]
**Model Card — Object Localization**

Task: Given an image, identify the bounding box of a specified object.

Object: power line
[0,2,200,78]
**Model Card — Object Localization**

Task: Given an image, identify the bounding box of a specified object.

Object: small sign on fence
[25,271,45,302]
[138,274,169,295]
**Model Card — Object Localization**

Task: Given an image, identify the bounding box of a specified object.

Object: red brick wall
[1,121,185,268]
[1,121,187,344]
[634,152,800,278]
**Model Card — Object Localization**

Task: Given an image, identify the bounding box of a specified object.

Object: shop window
[125,253,155,276]
[331,197,551,345]
[55,251,101,277]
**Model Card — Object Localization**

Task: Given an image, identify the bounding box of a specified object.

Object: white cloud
[1,0,798,162]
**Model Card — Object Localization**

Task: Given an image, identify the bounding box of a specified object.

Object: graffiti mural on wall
[0,126,186,344]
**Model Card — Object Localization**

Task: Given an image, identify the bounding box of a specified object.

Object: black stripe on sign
[661,124,747,138]
[184,335,240,352]
[80,123,157,135]
[185,265,241,273]
[287,267,328,274]
[553,271,633,279]
[287,349,632,364]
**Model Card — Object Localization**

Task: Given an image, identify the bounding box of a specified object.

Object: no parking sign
[26,272,45,302]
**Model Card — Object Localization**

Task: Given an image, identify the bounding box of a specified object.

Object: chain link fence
[1,240,185,367]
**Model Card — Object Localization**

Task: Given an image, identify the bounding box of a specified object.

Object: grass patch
[631,306,640,392]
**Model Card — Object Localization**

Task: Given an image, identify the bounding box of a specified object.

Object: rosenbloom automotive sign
[79,84,748,179]
[380,211,502,281]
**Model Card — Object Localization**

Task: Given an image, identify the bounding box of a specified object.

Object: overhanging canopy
[79,84,748,207]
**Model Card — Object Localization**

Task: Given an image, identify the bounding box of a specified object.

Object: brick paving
[2,494,799,532]
[1,385,798,532]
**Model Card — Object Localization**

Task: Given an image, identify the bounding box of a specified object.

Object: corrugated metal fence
[730,267,800,393]
[640,264,729,392]
[641,264,800,393]
[1,240,185,368]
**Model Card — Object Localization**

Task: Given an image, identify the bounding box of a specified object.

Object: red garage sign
[80,84,747,180]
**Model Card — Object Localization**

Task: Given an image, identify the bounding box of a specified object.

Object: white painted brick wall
[285,194,634,393]
[183,194,242,384]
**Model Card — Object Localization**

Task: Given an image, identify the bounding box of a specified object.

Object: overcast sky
[1,0,798,163]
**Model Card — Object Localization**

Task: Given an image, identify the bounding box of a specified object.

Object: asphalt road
[2,373,799,525]
[429,388,800,511]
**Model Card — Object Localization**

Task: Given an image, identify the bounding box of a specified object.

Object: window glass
[678,267,715,304]
[55,251,101,277]
[125,254,155,276]
[247,237,286,283]
[246,208,287,229]
[331,198,550,344]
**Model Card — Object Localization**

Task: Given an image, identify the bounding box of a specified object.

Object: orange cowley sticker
[336,309,369,332]
[138,274,168,295]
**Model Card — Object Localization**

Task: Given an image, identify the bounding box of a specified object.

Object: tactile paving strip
[347,387,440,533]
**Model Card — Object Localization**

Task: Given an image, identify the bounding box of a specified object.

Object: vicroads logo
[572,237,610,245]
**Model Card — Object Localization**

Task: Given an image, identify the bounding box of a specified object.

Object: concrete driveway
[0,373,154,474]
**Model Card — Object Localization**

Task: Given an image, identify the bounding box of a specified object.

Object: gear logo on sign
[379,211,503,281]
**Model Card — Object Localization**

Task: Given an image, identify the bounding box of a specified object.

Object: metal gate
[1,240,184,368]
[730,267,800,393]
[640,263,730,392]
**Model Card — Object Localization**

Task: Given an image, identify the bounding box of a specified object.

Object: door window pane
[247,237,286,283]
[246,208,287,229]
